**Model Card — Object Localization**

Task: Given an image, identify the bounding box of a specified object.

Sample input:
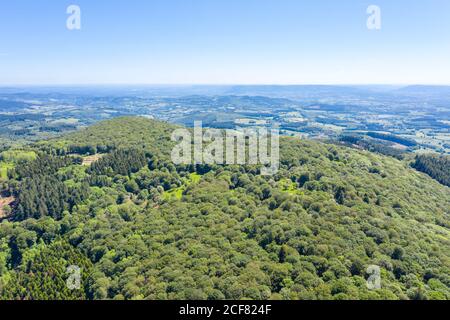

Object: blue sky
[0,0,449,85]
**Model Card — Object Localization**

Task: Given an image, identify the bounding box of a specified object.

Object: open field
[0,162,14,179]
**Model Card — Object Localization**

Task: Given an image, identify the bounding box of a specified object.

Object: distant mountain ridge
[2,84,450,98]
[394,85,450,95]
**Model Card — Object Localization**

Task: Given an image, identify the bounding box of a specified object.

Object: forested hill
[37,117,178,158]
[412,154,450,187]
[0,117,449,300]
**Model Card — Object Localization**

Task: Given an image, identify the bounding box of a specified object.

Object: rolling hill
[0,117,449,300]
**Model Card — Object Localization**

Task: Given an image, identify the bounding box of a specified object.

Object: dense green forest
[0,117,449,300]
[412,154,450,187]
[338,135,406,160]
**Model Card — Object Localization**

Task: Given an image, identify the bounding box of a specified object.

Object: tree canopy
[0,117,449,300]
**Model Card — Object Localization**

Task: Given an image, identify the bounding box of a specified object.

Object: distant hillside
[394,85,450,100]
[395,85,450,94]
[0,117,449,300]
[224,85,374,99]
[37,117,178,158]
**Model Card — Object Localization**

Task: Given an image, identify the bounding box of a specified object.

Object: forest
[412,154,450,187]
[0,117,449,300]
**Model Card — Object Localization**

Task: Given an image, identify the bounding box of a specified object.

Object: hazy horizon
[1,83,450,88]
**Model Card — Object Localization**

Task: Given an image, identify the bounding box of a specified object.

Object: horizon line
[1,83,450,88]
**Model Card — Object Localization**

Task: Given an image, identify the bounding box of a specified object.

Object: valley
[1,85,449,155]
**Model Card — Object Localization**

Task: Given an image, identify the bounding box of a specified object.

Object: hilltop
[37,117,178,158]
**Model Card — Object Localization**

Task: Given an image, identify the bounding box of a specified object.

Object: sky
[0,0,449,85]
